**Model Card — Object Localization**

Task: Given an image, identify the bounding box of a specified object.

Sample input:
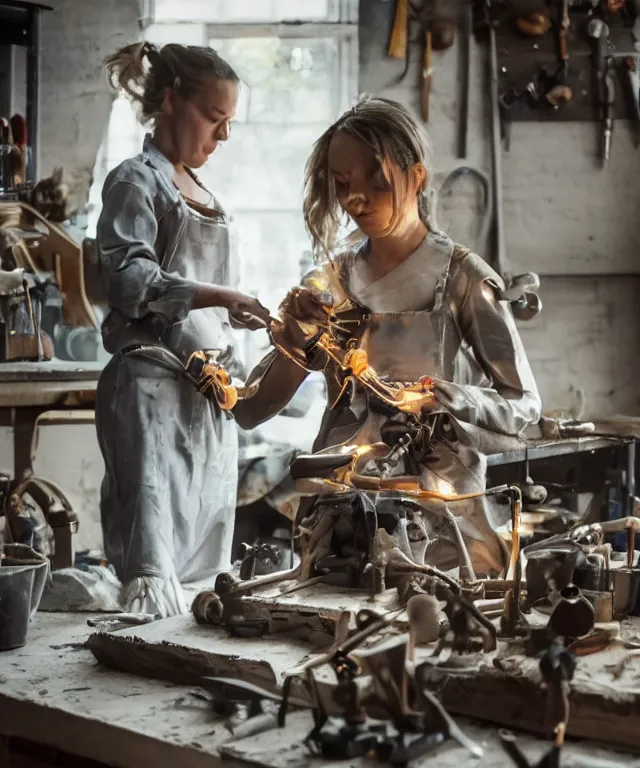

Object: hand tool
[602,56,616,164]
[588,19,612,164]
[588,17,609,98]
[486,0,508,279]
[422,27,432,123]
[537,0,574,108]
[558,0,570,76]
[436,166,493,252]
[388,0,409,58]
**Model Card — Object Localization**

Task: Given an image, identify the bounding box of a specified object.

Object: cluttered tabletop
[1,612,639,768]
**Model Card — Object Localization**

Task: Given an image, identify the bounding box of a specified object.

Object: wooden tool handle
[559,29,568,62]
[421,29,432,124]
[388,0,409,58]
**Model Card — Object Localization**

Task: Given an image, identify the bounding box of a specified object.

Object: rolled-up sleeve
[97,177,199,323]
[433,279,542,436]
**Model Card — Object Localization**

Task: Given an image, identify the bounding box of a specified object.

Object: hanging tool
[458,0,472,158]
[588,19,612,165]
[484,0,508,279]
[516,11,551,37]
[388,0,409,59]
[394,1,455,107]
[538,0,574,108]
[602,56,616,164]
[422,28,433,123]
[558,0,571,77]
[622,56,640,143]
[436,166,493,252]
[588,18,609,98]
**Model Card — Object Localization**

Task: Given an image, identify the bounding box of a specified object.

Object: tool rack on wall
[485,0,640,125]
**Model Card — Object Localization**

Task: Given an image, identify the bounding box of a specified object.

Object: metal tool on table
[549,584,596,640]
[500,486,530,638]
[540,643,576,748]
[237,541,282,581]
[499,728,561,768]
[612,518,640,617]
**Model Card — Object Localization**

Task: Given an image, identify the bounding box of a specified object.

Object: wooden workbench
[0,613,238,768]
[1,613,638,768]
[0,360,102,479]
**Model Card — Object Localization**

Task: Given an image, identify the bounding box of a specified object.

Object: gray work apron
[316,243,509,577]
[95,196,238,614]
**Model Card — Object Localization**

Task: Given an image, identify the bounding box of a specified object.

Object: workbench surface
[486,434,629,466]
[0,360,103,382]
[0,613,639,768]
[0,613,238,768]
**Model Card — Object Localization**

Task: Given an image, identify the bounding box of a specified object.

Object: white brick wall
[518,276,640,418]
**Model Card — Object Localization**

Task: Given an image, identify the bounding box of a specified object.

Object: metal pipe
[488,8,507,278]
[627,438,636,517]
[457,0,472,158]
[26,6,41,179]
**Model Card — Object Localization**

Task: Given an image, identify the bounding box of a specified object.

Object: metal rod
[627,438,636,517]
[458,1,472,158]
[488,11,507,278]
[26,6,41,179]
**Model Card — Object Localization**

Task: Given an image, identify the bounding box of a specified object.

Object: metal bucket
[0,543,49,651]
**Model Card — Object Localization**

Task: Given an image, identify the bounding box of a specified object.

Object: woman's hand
[278,287,332,327]
[193,286,270,331]
[269,287,333,360]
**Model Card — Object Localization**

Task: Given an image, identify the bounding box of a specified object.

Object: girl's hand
[278,287,332,327]
[195,286,270,331]
[268,288,332,362]
[269,314,313,360]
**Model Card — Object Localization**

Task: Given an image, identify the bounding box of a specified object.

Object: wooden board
[421,637,640,752]
[87,614,319,698]
[87,598,640,753]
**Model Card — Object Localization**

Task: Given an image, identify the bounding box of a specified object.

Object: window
[86,1,358,369]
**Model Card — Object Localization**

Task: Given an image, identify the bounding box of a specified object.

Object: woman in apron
[95,42,269,616]
[235,97,541,577]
